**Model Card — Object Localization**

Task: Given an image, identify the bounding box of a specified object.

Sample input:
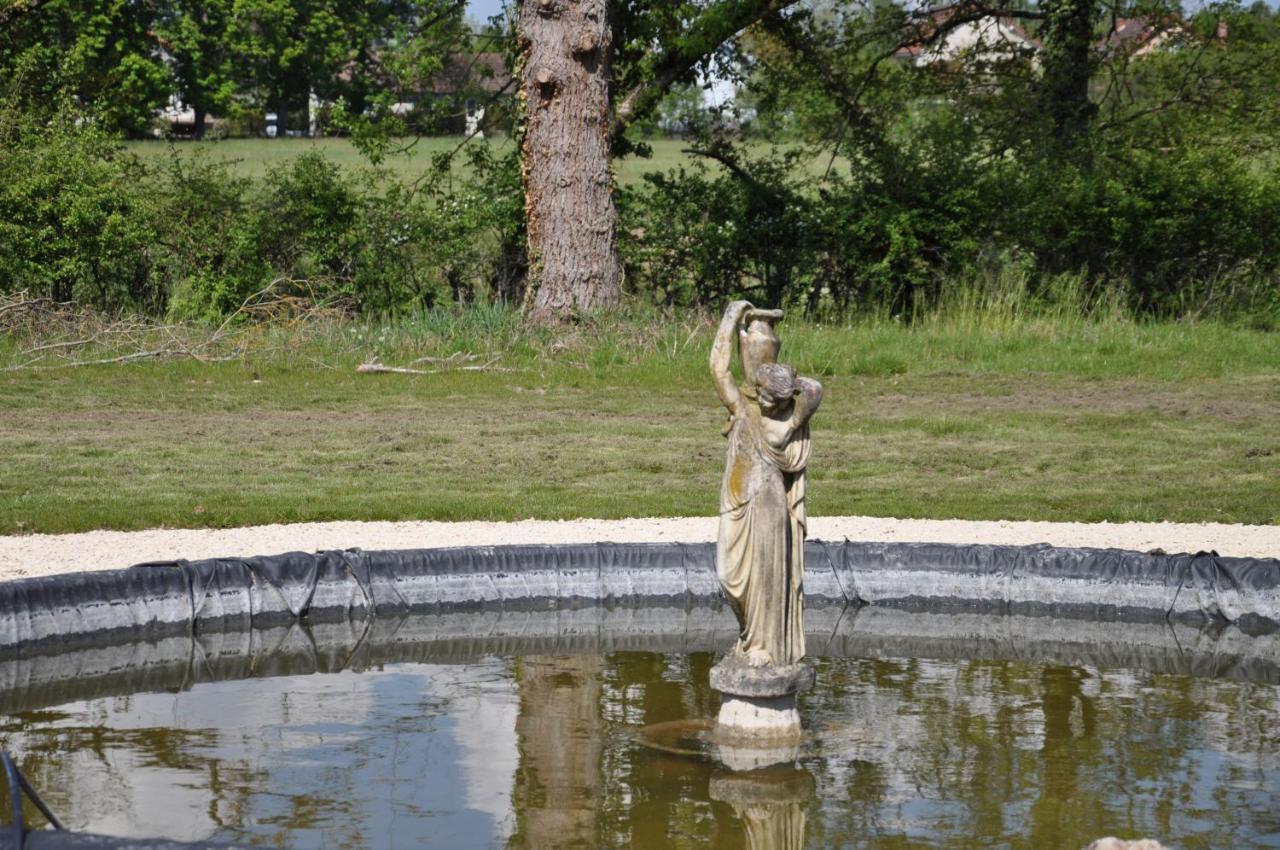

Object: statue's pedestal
[710,654,814,769]
[717,693,801,734]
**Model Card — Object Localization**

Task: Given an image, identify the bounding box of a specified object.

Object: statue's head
[755,362,797,414]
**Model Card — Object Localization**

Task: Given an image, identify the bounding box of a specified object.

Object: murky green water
[2,650,1277,849]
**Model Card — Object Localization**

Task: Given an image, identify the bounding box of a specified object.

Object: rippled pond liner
[1,540,1277,850]
[2,541,1278,653]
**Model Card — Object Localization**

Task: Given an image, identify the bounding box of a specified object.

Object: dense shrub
[0,98,528,320]
[620,135,984,318]
[149,149,263,318]
[619,160,808,309]
[163,147,527,319]
[620,133,1280,322]
[998,148,1280,318]
[2,100,1275,326]
[0,105,161,311]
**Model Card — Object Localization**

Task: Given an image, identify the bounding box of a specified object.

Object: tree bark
[193,105,207,140]
[518,0,621,322]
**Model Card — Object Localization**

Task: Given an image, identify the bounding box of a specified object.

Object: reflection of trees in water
[1105,671,1280,848]
[508,651,753,849]
[803,657,1280,849]
[3,651,1277,849]
[503,651,1279,850]
[600,652,727,849]
[0,708,260,834]
[595,651,820,850]
[1027,665,1103,846]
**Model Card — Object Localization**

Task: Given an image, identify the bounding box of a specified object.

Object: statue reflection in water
[710,765,815,850]
[506,651,817,850]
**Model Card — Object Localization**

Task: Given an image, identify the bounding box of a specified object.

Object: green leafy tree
[0,0,171,135]
[224,0,468,136]
[622,0,1280,318]
[152,0,238,138]
[226,0,338,135]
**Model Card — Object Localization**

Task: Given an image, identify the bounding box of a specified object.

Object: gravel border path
[1,516,1276,580]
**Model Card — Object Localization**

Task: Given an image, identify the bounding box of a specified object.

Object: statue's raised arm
[710,300,753,412]
[789,376,823,433]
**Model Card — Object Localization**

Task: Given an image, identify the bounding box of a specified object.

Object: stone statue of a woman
[710,300,823,669]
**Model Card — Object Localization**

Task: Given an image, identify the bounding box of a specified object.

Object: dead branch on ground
[356,354,511,375]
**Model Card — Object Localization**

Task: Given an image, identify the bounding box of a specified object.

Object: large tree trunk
[518,0,622,322]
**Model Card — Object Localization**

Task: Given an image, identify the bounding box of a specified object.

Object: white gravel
[1,516,1276,580]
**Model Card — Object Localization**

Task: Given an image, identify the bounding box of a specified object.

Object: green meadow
[2,306,1276,534]
[122,136,828,185]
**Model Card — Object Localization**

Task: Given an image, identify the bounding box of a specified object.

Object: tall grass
[6,288,1275,387]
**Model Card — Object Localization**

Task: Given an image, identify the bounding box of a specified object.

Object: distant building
[373,51,514,135]
[894,11,1041,68]
[150,47,513,138]
[154,92,216,138]
[1103,17,1209,57]
[894,9,1224,70]
[423,52,513,135]
[428,52,511,99]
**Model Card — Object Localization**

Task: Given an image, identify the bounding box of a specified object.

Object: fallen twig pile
[0,282,350,371]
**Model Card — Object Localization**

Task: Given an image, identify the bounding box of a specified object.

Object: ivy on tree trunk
[1040,0,1099,152]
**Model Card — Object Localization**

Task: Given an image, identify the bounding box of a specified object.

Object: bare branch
[356,357,511,375]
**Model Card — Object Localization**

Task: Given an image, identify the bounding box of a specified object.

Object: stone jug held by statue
[739,308,784,384]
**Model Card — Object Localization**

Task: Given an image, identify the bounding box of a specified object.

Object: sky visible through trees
[468,0,507,25]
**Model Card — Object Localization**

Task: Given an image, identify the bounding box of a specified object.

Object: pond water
[2,641,1277,850]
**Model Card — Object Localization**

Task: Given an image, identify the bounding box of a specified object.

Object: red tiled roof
[427,52,511,95]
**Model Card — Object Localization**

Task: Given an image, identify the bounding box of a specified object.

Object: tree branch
[611,0,802,136]
[683,146,785,199]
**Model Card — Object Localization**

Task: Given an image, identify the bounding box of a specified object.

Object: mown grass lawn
[122,136,830,186]
[1,311,1276,534]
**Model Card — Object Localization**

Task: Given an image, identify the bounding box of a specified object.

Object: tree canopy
[1,0,1278,324]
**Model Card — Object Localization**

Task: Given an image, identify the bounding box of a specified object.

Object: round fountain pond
[2,541,1278,849]
[2,610,1279,849]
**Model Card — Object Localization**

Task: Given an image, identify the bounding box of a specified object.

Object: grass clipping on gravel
[0,297,1277,534]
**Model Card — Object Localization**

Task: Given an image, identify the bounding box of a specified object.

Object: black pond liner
[1,539,1278,850]
[4,540,1278,653]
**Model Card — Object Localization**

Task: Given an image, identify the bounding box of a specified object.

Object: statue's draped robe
[717,392,810,665]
